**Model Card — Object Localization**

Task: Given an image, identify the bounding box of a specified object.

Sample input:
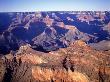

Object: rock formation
[0,40,109,82]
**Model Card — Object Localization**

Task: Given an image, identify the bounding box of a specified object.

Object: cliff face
[0,40,110,82]
[0,58,5,81]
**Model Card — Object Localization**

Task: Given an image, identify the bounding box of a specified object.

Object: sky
[0,0,110,12]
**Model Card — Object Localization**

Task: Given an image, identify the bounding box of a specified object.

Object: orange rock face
[32,66,89,82]
[0,40,110,82]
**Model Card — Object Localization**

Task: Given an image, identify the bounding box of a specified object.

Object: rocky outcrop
[0,40,110,82]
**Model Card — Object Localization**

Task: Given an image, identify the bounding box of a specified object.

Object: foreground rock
[0,40,110,82]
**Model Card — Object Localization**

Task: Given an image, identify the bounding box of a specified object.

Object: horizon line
[0,10,110,13]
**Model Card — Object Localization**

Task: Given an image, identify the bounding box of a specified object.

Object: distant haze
[0,0,110,12]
